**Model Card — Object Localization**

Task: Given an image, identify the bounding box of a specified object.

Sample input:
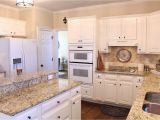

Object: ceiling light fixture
[16,0,34,8]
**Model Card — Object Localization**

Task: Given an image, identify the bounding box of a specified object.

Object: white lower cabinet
[94,73,144,106]
[103,80,117,103]
[71,95,81,120]
[81,85,93,99]
[1,86,82,120]
[117,82,133,105]
[42,101,71,120]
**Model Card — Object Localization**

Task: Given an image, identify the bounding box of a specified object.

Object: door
[23,40,37,73]
[68,19,80,44]
[106,18,121,41]
[94,79,104,101]
[80,18,95,43]
[147,13,160,53]
[103,80,117,103]
[71,95,81,120]
[122,17,137,40]
[117,82,133,105]
[38,29,54,71]
[69,63,93,84]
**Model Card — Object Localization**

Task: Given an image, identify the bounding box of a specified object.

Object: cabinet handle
[57,101,60,104]
[100,82,101,84]
[119,37,121,39]
[120,84,122,86]
[28,116,31,119]
[57,116,61,119]
[136,86,138,88]
[139,79,141,82]
[76,91,79,93]
[124,36,126,39]
[73,102,75,104]
[114,84,116,86]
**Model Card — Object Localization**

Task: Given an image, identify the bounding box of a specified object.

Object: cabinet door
[117,82,133,105]
[42,101,70,120]
[71,95,81,120]
[80,18,95,43]
[147,13,160,53]
[98,20,109,53]
[94,79,104,101]
[13,21,26,36]
[106,18,121,41]
[68,19,80,44]
[103,80,117,103]
[122,17,137,40]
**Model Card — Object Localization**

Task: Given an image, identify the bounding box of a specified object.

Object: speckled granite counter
[0,78,82,116]
[96,70,144,76]
[127,74,160,120]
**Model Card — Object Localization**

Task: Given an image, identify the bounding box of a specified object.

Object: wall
[53,1,160,29]
[102,47,160,69]
[19,7,53,38]
[0,4,19,19]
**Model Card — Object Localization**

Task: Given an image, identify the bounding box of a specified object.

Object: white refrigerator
[0,38,37,77]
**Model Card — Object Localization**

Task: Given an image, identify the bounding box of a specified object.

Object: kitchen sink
[143,103,160,115]
[145,92,160,103]
[142,92,160,115]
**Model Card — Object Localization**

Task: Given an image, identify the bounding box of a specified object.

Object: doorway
[57,31,68,79]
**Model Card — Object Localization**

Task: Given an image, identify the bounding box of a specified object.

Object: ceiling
[0,0,144,11]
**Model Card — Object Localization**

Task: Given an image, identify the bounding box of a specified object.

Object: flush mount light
[16,0,34,8]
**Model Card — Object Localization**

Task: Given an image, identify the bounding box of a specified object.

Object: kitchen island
[0,72,82,120]
[127,74,160,120]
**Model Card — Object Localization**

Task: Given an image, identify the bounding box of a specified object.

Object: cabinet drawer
[96,73,104,79]
[42,101,70,120]
[119,75,134,82]
[42,91,70,114]
[14,106,39,120]
[104,74,117,80]
[81,85,93,98]
[71,86,81,97]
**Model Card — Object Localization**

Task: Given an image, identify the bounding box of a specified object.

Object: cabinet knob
[57,116,61,119]
[119,37,120,39]
[57,101,60,104]
[85,91,87,93]
[76,91,79,93]
[28,116,31,119]
[136,86,138,88]
[100,82,101,84]
[73,102,75,104]
[114,84,116,86]
[120,84,122,86]
[124,36,126,39]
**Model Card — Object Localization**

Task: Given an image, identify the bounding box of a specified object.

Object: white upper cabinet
[0,17,26,37]
[106,17,138,46]
[122,17,137,40]
[147,12,160,53]
[97,19,110,53]
[68,17,96,44]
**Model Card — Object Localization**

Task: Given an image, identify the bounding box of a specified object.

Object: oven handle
[69,63,93,67]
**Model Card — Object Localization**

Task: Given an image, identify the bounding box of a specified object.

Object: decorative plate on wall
[116,49,132,63]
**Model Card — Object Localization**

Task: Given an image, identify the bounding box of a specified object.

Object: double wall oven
[69,45,93,84]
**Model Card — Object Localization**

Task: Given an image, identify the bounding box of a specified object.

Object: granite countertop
[96,70,144,76]
[0,78,82,116]
[127,74,160,120]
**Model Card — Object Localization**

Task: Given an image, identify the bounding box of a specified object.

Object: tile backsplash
[102,47,160,69]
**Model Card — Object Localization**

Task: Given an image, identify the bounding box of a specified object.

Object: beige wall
[19,7,53,38]
[53,1,160,29]
[0,4,19,19]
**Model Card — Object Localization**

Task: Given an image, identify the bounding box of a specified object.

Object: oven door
[69,63,93,84]
[69,51,93,63]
